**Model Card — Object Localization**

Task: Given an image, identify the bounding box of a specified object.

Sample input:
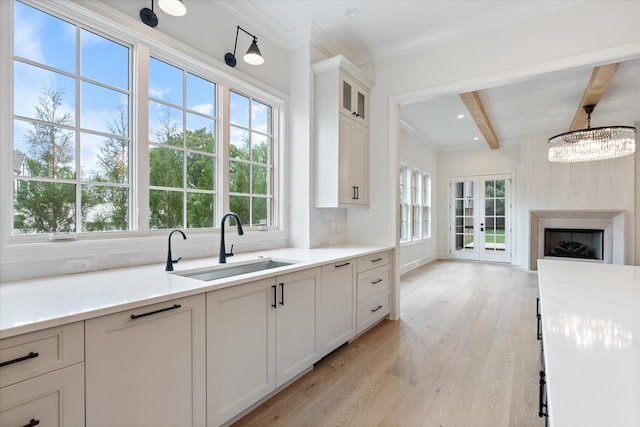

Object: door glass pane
[484,179,506,252]
[342,80,352,111]
[454,180,474,251]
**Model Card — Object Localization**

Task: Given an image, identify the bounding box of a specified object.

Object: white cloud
[191,102,214,116]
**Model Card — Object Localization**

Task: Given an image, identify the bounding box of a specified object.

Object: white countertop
[0,245,392,339]
[537,259,640,427]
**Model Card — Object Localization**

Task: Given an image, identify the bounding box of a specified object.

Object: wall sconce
[140,0,186,28]
[224,26,264,67]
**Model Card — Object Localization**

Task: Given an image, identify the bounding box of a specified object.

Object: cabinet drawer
[0,322,84,388]
[357,264,391,303]
[356,290,390,334]
[357,251,391,273]
[0,363,85,427]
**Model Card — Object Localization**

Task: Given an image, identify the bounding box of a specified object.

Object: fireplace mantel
[529,209,625,270]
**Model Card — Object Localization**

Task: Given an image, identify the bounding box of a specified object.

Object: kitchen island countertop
[537,259,640,427]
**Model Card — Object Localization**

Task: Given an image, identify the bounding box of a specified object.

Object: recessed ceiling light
[346,8,359,18]
[457,114,465,119]
[473,137,480,141]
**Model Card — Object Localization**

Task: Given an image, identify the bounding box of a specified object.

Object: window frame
[399,161,431,245]
[0,0,286,266]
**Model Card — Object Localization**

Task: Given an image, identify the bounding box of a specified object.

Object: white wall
[398,128,438,273]
[518,132,635,266]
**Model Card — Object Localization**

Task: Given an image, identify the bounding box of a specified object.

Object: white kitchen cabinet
[320,259,356,356]
[0,323,85,427]
[85,294,206,427]
[207,267,321,426]
[340,73,368,124]
[356,251,393,334]
[313,55,373,208]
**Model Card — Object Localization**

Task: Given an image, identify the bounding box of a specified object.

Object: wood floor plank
[232,260,544,427]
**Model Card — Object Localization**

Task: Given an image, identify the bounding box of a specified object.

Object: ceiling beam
[459,91,499,149]
[569,63,620,131]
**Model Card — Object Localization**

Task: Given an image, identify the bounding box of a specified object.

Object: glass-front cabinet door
[450,174,512,263]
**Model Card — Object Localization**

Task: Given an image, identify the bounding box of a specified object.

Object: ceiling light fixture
[224,26,264,67]
[158,0,186,17]
[548,104,636,162]
[457,114,465,119]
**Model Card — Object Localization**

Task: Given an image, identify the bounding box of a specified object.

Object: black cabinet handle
[272,285,277,308]
[355,186,359,200]
[335,262,351,268]
[371,279,383,284]
[371,257,383,263]
[538,370,548,418]
[352,186,357,200]
[371,305,383,313]
[0,351,39,368]
[537,297,542,341]
[279,283,284,306]
[130,304,181,320]
[23,420,40,427]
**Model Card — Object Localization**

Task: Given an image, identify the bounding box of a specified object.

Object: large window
[148,57,217,229]
[12,1,131,234]
[7,0,279,239]
[399,163,431,243]
[229,91,273,227]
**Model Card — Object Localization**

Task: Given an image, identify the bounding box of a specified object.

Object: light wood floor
[233,260,544,427]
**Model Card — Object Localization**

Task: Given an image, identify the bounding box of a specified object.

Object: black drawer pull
[130,304,181,320]
[335,262,351,268]
[371,279,383,284]
[371,305,383,313]
[371,257,383,263]
[0,351,39,368]
[23,419,40,427]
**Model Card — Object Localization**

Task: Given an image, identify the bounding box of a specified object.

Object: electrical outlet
[258,241,268,250]
[66,258,92,273]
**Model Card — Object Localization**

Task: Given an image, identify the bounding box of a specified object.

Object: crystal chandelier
[548,104,636,162]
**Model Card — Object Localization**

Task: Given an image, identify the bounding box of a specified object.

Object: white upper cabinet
[313,55,373,208]
[340,74,368,124]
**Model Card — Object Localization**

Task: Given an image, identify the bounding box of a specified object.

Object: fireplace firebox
[544,228,604,260]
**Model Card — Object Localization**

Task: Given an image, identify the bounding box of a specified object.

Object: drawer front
[356,290,390,334]
[357,264,391,303]
[357,251,391,273]
[0,322,84,388]
[0,363,85,427]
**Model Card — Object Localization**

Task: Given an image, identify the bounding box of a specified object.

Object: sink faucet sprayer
[166,229,187,271]
[219,212,244,264]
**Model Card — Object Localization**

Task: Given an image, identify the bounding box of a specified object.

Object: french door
[450,174,512,263]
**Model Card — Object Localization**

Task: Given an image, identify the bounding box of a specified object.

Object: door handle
[480,222,484,232]
[279,282,284,306]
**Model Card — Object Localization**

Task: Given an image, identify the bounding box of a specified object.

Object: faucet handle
[172,256,182,264]
[225,244,235,257]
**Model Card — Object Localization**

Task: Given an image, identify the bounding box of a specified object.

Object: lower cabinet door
[0,363,85,427]
[85,294,206,427]
[207,278,277,426]
[275,268,321,386]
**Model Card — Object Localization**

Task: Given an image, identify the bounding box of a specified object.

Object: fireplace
[529,209,625,270]
[544,228,604,260]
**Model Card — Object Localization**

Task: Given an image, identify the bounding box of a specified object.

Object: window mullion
[136,44,151,232]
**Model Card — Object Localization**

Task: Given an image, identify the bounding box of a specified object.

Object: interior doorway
[450,174,512,263]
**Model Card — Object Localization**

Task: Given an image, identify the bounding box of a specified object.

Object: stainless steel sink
[173,258,297,281]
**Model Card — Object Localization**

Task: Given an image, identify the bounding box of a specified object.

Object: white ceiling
[224,0,640,151]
